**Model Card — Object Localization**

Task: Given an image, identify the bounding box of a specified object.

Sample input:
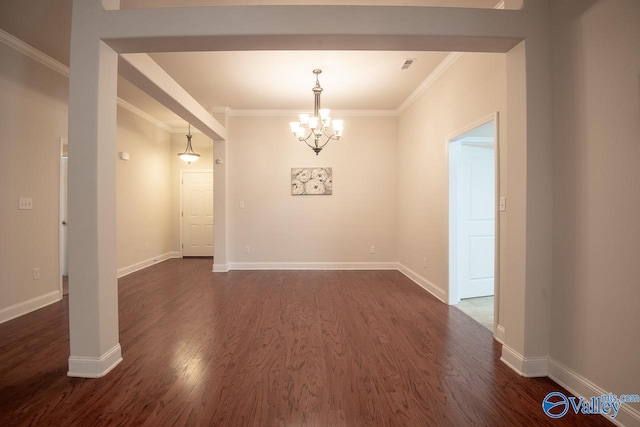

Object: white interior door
[182,171,214,256]
[458,141,495,299]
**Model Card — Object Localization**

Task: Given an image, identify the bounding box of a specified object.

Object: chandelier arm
[299,131,315,143]
[315,137,334,150]
[303,140,317,150]
[299,132,319,150]
[321,130,338,140]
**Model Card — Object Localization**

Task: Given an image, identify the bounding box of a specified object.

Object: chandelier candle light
[177,123,200,164]
[289,69,344,155]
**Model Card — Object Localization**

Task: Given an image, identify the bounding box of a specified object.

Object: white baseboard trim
[228,262,398,271]
[500,344,548,377]
[213,263,230,272]
[495,324,506,344]
[67,343,122,378]
[117,251,181,278]
[396,263,446,303]
[548,359,640,427]
[0,290,62,325]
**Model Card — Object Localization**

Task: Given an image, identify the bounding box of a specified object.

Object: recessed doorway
[181,171,214,257]
[448,117,498,332]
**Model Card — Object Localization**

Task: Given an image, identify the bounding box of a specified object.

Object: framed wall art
[291,167,332,195]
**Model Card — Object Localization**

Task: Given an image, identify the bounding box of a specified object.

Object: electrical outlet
[244,245,250,254]
[423,258,427,268]
[239,201,245,209]
[369,246,375,254]
[144,243,149,252]
[33,268,40,280]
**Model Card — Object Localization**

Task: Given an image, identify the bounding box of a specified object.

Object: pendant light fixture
[177,123,200,164]
[289,69,344,155]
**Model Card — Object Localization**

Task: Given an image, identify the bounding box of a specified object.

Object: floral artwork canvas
[291,167,332,195]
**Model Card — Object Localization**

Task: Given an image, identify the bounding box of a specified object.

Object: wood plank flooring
[0,258,611,426]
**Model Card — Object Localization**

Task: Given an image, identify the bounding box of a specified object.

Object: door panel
[182,172,214,256]
[458,143,495,299]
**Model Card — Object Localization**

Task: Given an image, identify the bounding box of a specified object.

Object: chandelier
[177,123,200,164]
[289,69,344,155]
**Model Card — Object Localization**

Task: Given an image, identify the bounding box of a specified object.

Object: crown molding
[395,1,505,115]
[338,110,398,117]
[0,28,467,124]
[396,51,465,115]
[116,99,172,132]
[0,28,70,77]
[208,106,230,115]
[229,109,398,117]
[0,29,175,133]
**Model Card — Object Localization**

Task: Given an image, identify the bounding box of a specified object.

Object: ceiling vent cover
[401,58,417,70]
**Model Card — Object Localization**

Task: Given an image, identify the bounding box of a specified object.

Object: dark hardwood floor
[0,258,611,426]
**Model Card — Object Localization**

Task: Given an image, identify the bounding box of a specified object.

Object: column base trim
[500,344,548,377]
[68,343,122,378]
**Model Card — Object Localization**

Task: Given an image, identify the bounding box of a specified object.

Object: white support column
[212,139,228,273]
[500,0,553,377]
[211,108,228,272]
[521,0,553,366]
[67,0,121,378]
[502,40,529,366]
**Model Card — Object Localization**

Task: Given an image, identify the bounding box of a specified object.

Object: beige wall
[0,40,179,320]
[0,42,68,315]
[550,0,640,395]
[116,107,173,270]
[227,115,398,264]
[397,52,507,309]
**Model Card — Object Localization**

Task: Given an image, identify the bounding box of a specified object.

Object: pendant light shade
[178,124,200,164]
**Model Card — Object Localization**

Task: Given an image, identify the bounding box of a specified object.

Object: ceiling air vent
[401,58,417,70]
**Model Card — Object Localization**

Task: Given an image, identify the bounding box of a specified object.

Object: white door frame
[179,169,214,257]
[58,137,68,298]
[447,112,501,333]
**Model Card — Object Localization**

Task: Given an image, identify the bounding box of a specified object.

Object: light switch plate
[19,197,33,210]
[499,196,506,212]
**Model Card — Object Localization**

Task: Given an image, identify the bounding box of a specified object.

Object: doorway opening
[448,116,499,333]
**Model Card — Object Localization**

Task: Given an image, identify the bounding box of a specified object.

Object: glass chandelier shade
[178,123,200,164]
[289,69,344,155]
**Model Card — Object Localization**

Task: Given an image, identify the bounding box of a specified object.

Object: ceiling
[0,0,501,129]
[149,50,451,111]
[120,0,500,9]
